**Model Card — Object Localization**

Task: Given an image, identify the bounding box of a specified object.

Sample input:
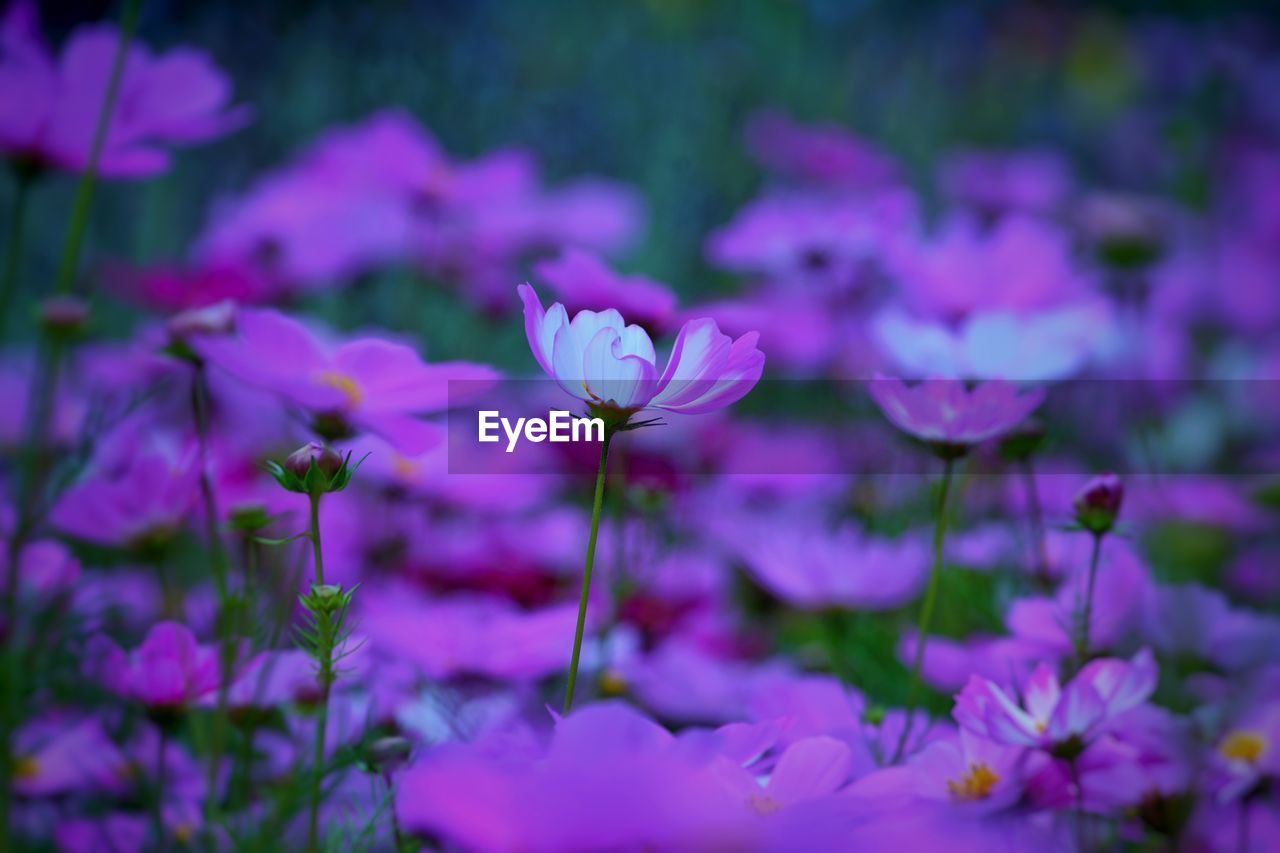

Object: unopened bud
[167,300,236,340]
[285,442,344,479]
[365,736,412,772]
[39,296,89,335]
[1074,473,1123,535]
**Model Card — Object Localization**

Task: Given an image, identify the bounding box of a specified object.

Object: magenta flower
[12,715,128,796]
[0,0,247,176]
[705,192,913,289]
[197,307,499,453]
[87,621,220,711]
[867,377,1044,452]
[744,108,900,190]
[534,248,678,332]
[735,522,929,610]
[518,284,764,418]
[939,149,1071,217]
[49,424,200,548]
[954,648,1157,751]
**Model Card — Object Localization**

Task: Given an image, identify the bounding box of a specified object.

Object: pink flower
[734,522,929,610]
[12,715,128,796]
[939,149,1071,217]
[87,621,220,711]
[954,648,1157,751]
[867,377,1044,451]
[0,0,247,176]
[744,109,899,190]
[534,249,678,333]
[49,423,200,548]
[518,284,764,417]
[196,307,499,453]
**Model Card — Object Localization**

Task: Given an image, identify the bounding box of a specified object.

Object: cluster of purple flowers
[2,2,1279,851]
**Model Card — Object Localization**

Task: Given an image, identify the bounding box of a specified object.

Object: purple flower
[955,648,1157,751]
[1073,473,1124,534]
[939,149,1071,217]
[534,248,678,333]
[519,284,765,418]
[49,424,200,548]
[743,109,899,190]
[86,621,220,711]
[706,192,913,290]
[197,307,499,453]
[734,522,929,610]
[0,0,247,176]
[359,583,580,682]
[867,377,1044,451]
[13,715,128,796]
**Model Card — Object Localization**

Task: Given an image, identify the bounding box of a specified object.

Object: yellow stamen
[598,669,628,697]
[748,793,782,814]
[13,755,38,781]
[392,454,420,478]
[315,371,363,408]
[947,762,1000,801]
[1220,730,1267,764]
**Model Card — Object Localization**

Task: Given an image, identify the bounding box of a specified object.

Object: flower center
[748,793,783,814]
[1220,730,1267,764]
[947,762,1000,801]
[392,454,420,478]
[14,754,38,781]
[315,371,363,408]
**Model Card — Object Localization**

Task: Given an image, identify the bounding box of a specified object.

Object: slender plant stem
[0,2,143,843]
[1069,756,1087,851]
[305,490,334,853]
[892,456,956,763]
[154,728,169,851]
[822,610,853,683]
[0,168,34,340]
[563,428,614,714]
[382,770,405,851]
[1019,458,1049,581]
[1074,532,1105,666]
[192,367,236,828]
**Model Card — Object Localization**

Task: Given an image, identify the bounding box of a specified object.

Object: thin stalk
[382,770,405,851]
[193,368,235,826]
[1069,756,1087,851]
[1074,532,1105,666]
[1019,458,1049,581]
[0,2,143,843]
[892,456,956,763]
[822,610,853,683]
[563,428,614,714]
[305,490,334,853]
[154,729,169,851]
[0,168,34,339]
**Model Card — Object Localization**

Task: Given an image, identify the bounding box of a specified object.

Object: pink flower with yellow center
[197,307,499,453]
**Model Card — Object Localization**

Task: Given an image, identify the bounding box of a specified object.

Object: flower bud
[39,296,90,336]
[365,736,413,773]
[167,300,236,340]
[267,443,360,495]
[285,442,344,479]
[1074,473,1123,535]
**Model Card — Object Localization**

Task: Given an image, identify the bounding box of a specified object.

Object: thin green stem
[305,490,333,853]
[0,168,34,339]
[54,0,143,297]
[1019,458,1049,582]
[1074,532,1105,666]
[892,456,956,764]
[0,4,143,842]
[154,728,169,851]
[310,493,326,586]
[1069,756,1087,851]
[822,610,853,683]
[193,368,235,829]
[563,428,614,714]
